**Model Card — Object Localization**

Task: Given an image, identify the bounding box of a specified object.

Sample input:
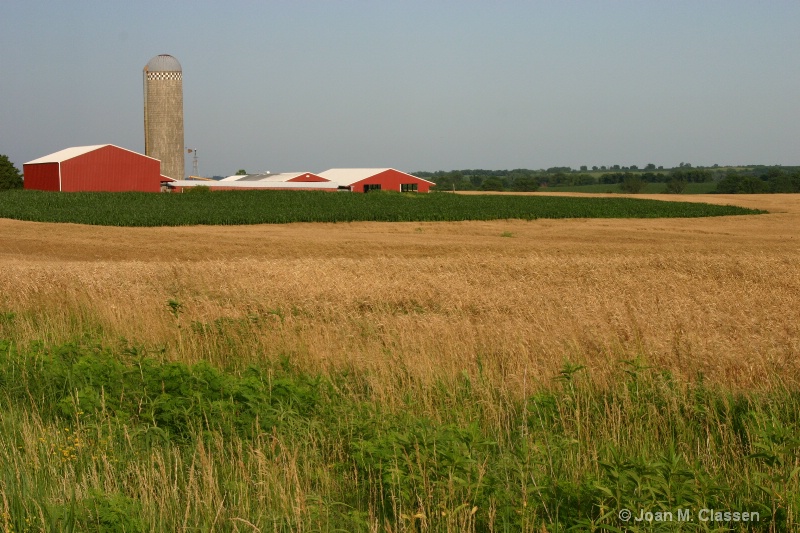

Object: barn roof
[221,172,328,182]
[220,176,316,182]
[25,145,107,164]
[169,180,340,190]
[25,145,159,165]
[318,168,434,186]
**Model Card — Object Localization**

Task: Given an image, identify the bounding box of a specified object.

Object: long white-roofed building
[167,171,339,192]
[317,168,435,193]
[167,168,435,193]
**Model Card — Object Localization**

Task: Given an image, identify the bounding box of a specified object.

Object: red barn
[23,144,170,192]
[317,168,435,193]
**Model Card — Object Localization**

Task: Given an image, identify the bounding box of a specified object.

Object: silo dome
[145,54,182,72]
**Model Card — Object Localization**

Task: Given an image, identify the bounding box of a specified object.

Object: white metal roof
[256,172,320,182]
[220,174,248,181]
[25,144,159,165]
[222,172,327,182]
[169,180,340,190]
[25,145,107,165]
[317,168,391,185]
[317,168,434,186]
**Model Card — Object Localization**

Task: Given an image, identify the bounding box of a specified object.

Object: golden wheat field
[0,193,798,398]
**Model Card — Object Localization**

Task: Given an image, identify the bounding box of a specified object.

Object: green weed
[0,339,795,531]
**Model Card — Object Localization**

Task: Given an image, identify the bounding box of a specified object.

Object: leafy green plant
[186,185,211,194]
[0,190,763,226]
[50,490,145,533]
[350,414,497,523]
[166,299,182,318]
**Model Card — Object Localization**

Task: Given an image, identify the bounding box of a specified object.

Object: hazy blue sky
[2,1,798,177]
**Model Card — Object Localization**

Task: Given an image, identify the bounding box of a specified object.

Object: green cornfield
[0,190,761,226]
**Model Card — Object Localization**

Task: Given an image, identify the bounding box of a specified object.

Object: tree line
[413,165,800,194]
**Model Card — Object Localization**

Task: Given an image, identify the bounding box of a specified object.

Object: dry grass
[0,193,798,398]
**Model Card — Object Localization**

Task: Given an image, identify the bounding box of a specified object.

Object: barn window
[401,183,418,192]
[363,184,381,192]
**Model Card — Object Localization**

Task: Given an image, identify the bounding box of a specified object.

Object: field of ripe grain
[0,194,797,392]
[0,193,798,531]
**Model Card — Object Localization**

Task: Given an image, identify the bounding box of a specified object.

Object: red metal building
[23,144,170,192]
[317,168,435,193]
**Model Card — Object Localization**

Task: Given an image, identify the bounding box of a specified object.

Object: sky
[1,1,798,177]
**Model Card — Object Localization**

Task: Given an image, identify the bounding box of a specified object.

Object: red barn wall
[60,146,162,192]
[349,169,433,193]
[23,163,60,191]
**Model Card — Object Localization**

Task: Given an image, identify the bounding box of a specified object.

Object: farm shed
[168,172,339,192]
[317,168,435,193]
[24,145,170,192]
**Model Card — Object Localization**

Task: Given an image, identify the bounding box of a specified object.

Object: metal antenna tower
[186,148,198,177]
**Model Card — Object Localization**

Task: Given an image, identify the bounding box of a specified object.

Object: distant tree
[0,154,23,190]
[511,177,539,192]
[645,163,656,171]
[766,169,800,193]
[431,170,476,191]
[480,177,505,191]
[671,169,712,183]
[739,176,768,193]
[664,178,687,194]
[716,172,769,194]
[547,172,569,186]
[580,165,588,172]
[620,175,645,193]
[630,165,639,170]
[715,172,743,193]
[641,172,662,183]
[572,174,596,186]
[236,169,247,175]
[510,168,539,192]
[599,172,625,184]
[592,166,599,171]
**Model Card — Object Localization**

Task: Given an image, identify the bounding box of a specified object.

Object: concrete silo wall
[144,72,184,181]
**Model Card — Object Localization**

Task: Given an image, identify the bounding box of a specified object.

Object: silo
[143,54,184,181]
